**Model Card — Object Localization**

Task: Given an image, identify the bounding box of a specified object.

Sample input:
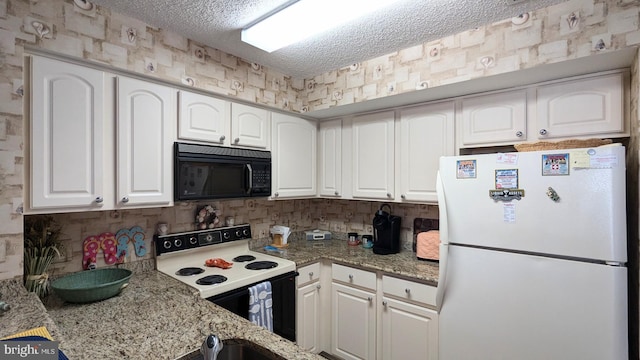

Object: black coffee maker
[372,204,401,255]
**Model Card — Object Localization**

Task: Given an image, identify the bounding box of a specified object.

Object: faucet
[200,334,223,360]
[0,301,10,315]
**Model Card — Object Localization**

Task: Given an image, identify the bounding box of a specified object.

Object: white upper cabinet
[351,111,395,200]
[231,103,270,149]
[178,90,230,145]
[318,119,342,197]
[271,112,317,199]
[116,76,175,207]
[30,56,106,210]
[460,90,527,146]
[536,73,625,139]
[398,102,455,203]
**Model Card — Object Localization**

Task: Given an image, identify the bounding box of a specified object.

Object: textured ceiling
[90,0,569,79]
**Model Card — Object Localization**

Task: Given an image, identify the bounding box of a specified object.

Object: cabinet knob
[220,135,226,141]
[121,197,129,203]
[234,137,240,143]
[348,274,353,280]
[539,129,548,136]
[405,288,411,294]
[95,196,103,203]
[367,297,373,303]
[382,301,388,307]
[515,131,523,137]
[386,193,392,198]
[316,284,321,290]
[274,192,279,197]
[309,272,313,277]
[335,191,339,196]
[401,194,406,199]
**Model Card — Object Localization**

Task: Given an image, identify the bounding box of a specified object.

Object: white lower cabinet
[381,275,438,360]
[331,282,377,360]
[296,263,322,353]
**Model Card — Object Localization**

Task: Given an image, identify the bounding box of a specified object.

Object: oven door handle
[245,163,253,194]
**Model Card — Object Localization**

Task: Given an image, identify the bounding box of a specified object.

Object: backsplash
[39,199,437,276]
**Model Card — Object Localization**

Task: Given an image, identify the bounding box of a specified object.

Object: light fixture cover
[242,0,402,53]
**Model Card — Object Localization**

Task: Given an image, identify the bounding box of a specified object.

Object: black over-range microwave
[174,142,271,201]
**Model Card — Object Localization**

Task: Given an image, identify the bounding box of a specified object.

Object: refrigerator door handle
[435,171,449,311]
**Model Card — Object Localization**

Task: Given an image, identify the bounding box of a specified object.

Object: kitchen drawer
[332,263,376,291]
[297,262,321,287]
[382,275,436,307]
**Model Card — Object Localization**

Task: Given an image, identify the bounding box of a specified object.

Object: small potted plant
[23,215,63,298]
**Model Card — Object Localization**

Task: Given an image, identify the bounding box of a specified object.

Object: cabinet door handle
[382,300,388,307]
[405,288,411,294]
[334,191,339,196]
[95,196,103,203]
[367,297,373,303]
[515,131,523,137]
[348,274,353,280]
[121,197,129,203]
[274,192,279,197]
[401,194,406,199]
[234,137,240,143]
[316,284,321,290]
[539,129,548,136]
[219,135,226,141]
[309,272,313,277]
[386,193,392,198]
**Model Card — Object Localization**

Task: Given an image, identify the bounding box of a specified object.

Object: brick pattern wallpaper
[1,0,640,280]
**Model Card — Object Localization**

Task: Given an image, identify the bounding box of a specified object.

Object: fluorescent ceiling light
[241,0,402,53]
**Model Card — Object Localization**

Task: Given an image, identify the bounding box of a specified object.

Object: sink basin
[176,339,286,360]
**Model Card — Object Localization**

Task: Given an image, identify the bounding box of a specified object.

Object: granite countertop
[42,268,324,360]
[0,279,64,341]
[252,239,440,285]
[1,238,437,360]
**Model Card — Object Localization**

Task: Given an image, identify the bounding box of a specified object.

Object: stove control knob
[235,229,243,238]
[163,240,171,250]
[189,236,198,246]
[174,238,182,248]
[223,231,231,240]
[242,228,250,237]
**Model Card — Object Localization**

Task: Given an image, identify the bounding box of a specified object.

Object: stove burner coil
[232,255,257,262]
[196,275,228,285]
[175,267,205,276]
[245,261,278,270]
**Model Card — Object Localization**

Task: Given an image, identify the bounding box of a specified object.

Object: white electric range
[154,224,297,299]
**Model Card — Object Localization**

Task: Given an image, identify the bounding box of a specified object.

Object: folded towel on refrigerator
[248,281,273,332]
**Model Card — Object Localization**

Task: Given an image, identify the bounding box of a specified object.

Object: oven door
[208,271,298,342]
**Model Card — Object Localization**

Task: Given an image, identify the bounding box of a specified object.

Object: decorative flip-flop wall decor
[81,227,147,269]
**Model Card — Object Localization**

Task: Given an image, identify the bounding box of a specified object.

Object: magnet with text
[489,188,525,202]
[495,169,518,189]
[542,153,569,176]
[456,159,477,179]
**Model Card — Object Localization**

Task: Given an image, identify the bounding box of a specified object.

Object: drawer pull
[405,288,411,294]
[348,274,353,280]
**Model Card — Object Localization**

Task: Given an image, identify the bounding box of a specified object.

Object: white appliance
[435,145,628,360]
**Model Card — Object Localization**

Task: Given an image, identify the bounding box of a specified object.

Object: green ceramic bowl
[51,268,132,303]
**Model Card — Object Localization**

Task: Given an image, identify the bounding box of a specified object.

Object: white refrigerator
[435,145,628,360]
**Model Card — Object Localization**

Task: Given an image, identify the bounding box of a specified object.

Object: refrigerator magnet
[456,160,477,179]
[495,169,518,189]
[542,153,569,176]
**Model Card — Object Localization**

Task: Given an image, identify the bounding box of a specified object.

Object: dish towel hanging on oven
[248,281,273,332]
